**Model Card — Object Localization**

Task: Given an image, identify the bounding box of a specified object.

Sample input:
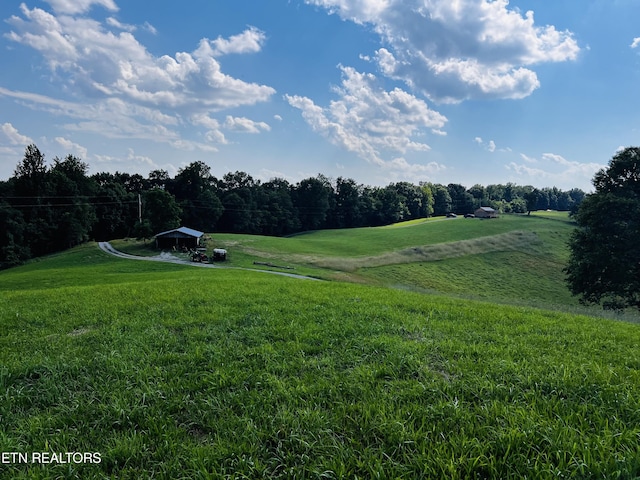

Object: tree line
[0,144,585,269]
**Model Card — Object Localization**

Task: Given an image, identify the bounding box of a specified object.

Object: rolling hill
[144,211,628,318]
[1,213,639,478]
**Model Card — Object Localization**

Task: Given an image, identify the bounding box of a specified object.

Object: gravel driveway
[98,242,320,280]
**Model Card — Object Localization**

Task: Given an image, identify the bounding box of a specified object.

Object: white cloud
[286,65,447,165]
[190,114,227,145]
[106,17,136,32]
[126,148,153,166]
[3,4,276,158]
[541,152,570,165]
[0,87,227,157]
[223,116,271,133]
[94,149,179,176]
[5,5,275,112]
[143,22,157,35]
[44,0,118,15]
[383,157,446,182]
[506,162,548,178]
[210,27,266,56]
[168,139,218,153]
[308,0,579,102]
[475,136,497,152]
[257,168,294,184]
[55,136,88,159]
[506,152,605,189]
[631,37,640,49]
[1,123,33,145]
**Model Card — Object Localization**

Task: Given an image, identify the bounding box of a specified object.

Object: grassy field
[113,212,631,318]
[1,241,640,478]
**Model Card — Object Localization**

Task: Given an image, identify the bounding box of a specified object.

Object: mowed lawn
[1,244,640,478]
[213,214,565,258]
[190,213,617,316]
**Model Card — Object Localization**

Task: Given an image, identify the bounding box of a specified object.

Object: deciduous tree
[565,147,640,311]
[142,188,181,234]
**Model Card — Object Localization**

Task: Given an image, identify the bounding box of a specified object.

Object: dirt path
[97,242,321,281]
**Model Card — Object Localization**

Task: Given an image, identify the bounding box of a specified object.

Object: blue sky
[1,0,639,192]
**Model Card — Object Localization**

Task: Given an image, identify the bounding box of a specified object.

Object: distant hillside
[1,146,586,269]
[1,241,640,478]
[144,211,632,319]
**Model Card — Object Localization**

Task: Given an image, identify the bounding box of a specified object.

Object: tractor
[190,248,208,263]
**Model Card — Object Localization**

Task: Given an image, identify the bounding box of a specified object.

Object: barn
[154,226,204,249]
[475,206,498,218]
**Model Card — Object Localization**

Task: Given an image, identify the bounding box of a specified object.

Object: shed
[475,206,498,218]
[155,226,204,249]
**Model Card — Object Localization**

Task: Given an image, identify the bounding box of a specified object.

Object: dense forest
[0,144,586,269]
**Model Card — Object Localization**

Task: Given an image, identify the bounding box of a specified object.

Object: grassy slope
[168,212,618,316]
[215,214,554,257]
[1,245,640,478]
[114,212,640,319]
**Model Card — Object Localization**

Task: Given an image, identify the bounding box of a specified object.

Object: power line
[6,201,139,208]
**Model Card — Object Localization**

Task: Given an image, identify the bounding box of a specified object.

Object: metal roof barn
[475,207,498,218]
[154,227,204,249]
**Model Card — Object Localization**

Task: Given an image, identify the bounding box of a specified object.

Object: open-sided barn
[154,227,204,249]
[475,207,498,218]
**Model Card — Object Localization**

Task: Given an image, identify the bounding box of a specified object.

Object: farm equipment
[212,248,227,261]
[190,248,208,263]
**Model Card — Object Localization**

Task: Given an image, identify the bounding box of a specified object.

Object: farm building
[475,206,498,218]
[155,226,204,249]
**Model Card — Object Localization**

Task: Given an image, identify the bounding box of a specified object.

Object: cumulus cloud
[307,0,579,102]
[383,157,446,182]
[286,65,447,165]
[45,0,118,15]
[3,2,275,155]
[5,4,275,111]
[223,116,271,133]
[190,114,227,145]
[475,136,497,152]
[55,136,88,158]
[1,123,33,145]
[506,152,604,189]
[0,86,223,157]
[631,37,640,49]
[257,168,294,184]
[210,27,266,56]
[94,149,179,176]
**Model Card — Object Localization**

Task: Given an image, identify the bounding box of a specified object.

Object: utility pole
[138,193,142,223]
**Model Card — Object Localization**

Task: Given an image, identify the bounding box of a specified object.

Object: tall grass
[1,247,640,478]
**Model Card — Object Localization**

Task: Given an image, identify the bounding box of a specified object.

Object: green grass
[361,251,577,306]
[189,213,604,312]
[107,213,637,318]
[214,215,557,258]
[1,245,640,478]
[0,243,189,292]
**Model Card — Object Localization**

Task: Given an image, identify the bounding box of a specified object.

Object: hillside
[141,211,624,318]
[1,241,640,478]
